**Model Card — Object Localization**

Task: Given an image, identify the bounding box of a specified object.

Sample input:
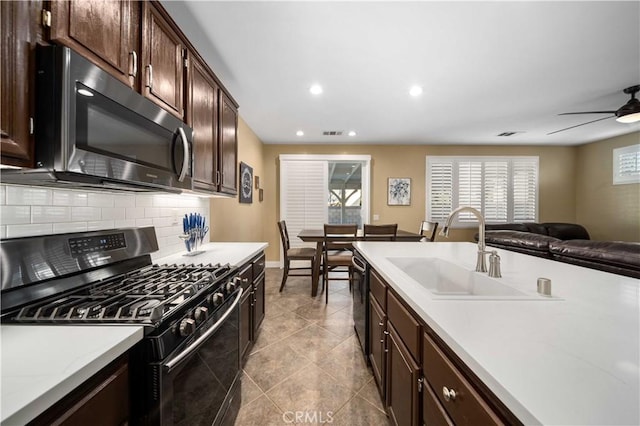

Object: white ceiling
[162,1,640,146]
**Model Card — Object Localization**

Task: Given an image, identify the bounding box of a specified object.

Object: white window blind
[426,156,538,226]
[280,160,328,249]
[613,144,640,185]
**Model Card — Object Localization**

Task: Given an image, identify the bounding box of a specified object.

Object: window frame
[613,144,640,185]
[425,155,539,228]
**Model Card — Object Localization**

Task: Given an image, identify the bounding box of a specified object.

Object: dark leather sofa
[481,223,640,279]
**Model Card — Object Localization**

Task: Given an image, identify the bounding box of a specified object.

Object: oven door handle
[164,288,243,373]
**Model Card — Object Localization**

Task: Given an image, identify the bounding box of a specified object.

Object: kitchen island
[1,241,267,425]
[354,241,639,425]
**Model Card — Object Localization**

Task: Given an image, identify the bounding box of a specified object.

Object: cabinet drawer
[252,253,265,278]
[370,269,387,309]
[387,291,420,361]
[422,333,503,426]
[238,263,253,292]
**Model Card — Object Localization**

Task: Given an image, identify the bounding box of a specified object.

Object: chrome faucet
[439,206,501,276]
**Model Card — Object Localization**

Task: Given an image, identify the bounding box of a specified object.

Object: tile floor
[234,268,390,425]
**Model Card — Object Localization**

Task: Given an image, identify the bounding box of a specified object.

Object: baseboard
[266,261,281,269]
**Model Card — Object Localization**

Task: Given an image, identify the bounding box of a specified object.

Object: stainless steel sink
[386,257,559,300]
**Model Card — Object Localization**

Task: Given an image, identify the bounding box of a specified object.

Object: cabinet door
[240,289,253,362]
[369,296,386,399]
[386,323,420,426]
[253,272,265,333]
[218,92,238,194]
[141,2,185,118]
[423,378,455,426]
[49,0,139,88]
[1,0,40,167]
[187,54,218,192]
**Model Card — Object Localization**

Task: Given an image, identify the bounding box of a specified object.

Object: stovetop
[10,263,233,326]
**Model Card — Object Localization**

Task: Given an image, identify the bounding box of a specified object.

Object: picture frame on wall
[388,177,411,205]
[239,162,253,204]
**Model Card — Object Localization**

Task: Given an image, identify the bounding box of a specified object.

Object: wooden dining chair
[419,221,439,242]
[323,224,357,303]
[363,224,398,241]
[278,221,317,292]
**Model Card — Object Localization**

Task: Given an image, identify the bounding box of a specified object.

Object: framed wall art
[388,177,411,205]
[239,162,253,203]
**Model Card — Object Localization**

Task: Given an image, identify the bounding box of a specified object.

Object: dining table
[297,228,424,297]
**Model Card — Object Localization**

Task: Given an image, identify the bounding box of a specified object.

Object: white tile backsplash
[0,184,210,257]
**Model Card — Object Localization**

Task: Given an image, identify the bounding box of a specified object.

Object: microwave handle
[177,127,189,182]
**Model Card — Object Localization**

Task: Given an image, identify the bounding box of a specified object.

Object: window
[426,156,538,226]
[613,144,640,185]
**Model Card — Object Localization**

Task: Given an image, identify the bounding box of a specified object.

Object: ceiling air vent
[497,131,520,137]
[322,131,344,136]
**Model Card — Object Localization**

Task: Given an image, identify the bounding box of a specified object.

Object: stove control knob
[210,292,224,306]
[226,280,237,292]
[178,318,196,337]
[194,306,209,323]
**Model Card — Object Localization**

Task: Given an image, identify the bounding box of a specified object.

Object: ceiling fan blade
[547,115,614,135]
[558,111,617,115]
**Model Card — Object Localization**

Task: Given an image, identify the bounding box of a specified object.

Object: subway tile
[53,222,88,234]
[6,223,53,238]
[126,207,145,219]
[114,219,136,228]
[102,207,126,220]
[0,225,5,238]
[136,195,154,207]
[145,207,160,218]
[0,206,31,224]
[152,194,172,207]
[87,193,114,207]
[71,206,101,221]
[153,217,173,228]
[135,218,153,227]
[7,186,52,205]
[87,220,115,231]
[52,190,88,207]
[32,206,71,223]
[114,194,136,208]
[0,185,6,205]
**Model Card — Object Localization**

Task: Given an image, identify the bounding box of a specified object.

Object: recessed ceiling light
[409,86,423,97]
[309,84,323,95]
[296,130,304,136]
[348,131,357,137]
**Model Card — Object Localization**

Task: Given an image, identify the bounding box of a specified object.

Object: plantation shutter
[457,161,483,223]
[426,160,453,222]
[483,161,509,222]
[613,144,640,185]
[512,158,538,221]
[279,159,328,249]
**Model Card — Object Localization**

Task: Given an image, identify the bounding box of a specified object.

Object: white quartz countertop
[0,325,143,425]
[354,241,640,426]
[1,242,267,425]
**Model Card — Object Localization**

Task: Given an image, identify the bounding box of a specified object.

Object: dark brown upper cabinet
[141,1,185,119]
[48,0,140,89]
[187,53,219,193]
[1,0,42,168]
[219,91,238,195]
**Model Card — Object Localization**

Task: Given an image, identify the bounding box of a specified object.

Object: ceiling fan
[548,84,640,135]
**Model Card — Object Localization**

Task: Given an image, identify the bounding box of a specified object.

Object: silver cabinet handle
[146,64,153,89]
[378,321,384,326]
[129,51,138,78]
[177,127,189,182]
[383,330,389,335]
[443,386,457,402]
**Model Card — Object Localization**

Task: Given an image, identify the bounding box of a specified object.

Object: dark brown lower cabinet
[369,296,386,397]
[386,322,420,426]
[30,355,129,426]
[239,252,266,363]
[253,271,265,333]
[240,286,253,361]
[422,377,455,426]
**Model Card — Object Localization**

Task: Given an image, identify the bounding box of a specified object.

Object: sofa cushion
[549,240,640,278]
[542,223,590,240]
[485,223,530,232]
[485,230,561,258]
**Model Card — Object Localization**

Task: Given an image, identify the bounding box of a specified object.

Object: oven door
[153,288,242,426]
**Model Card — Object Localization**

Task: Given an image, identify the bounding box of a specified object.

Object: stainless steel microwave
[2,45,193,193]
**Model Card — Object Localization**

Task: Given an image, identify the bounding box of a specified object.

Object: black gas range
[1,227,243,425]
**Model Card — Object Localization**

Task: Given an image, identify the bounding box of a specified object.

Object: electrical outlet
[373,214,380,221]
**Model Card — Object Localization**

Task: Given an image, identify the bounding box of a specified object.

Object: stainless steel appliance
[352,250,369,360]
[0,45,193,193]
[0,227,241,425]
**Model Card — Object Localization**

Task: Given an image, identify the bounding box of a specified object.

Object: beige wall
[262,144,577,262]
[576,132,640,241]
[209,117,267,243]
